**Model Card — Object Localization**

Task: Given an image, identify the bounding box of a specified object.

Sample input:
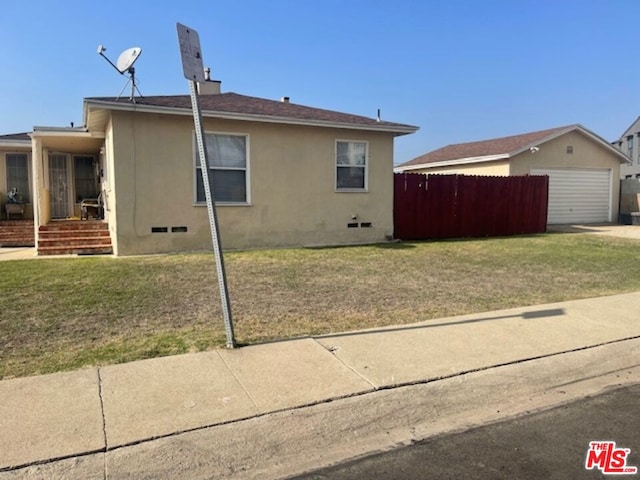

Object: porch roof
[30,127,104,154]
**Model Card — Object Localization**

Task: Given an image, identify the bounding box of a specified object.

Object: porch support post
[30,136,42,247]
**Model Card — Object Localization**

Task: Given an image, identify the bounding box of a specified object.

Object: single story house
[1,79,418,255]
[394,125,629,224]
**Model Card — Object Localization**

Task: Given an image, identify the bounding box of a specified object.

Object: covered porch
[29,127,113,255]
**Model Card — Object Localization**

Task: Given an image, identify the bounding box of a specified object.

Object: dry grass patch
[2,232,640,378]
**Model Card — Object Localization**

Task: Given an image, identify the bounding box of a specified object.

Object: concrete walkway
[0,247,36,261]
[1,291,640,478]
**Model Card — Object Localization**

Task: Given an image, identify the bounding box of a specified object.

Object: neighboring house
[395,125,628,225]
[2,79,418,255]
[612,116,640,179]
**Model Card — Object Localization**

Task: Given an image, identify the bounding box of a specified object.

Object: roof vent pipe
[281,96,290,103]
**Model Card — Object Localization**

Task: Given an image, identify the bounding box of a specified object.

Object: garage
[530,168,611,224]
[396,125,627,225]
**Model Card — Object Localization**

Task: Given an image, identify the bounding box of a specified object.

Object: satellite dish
[97,45,143,102]
[116,47,142,74]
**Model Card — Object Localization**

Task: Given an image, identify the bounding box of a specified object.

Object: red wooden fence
[393,173,549,240]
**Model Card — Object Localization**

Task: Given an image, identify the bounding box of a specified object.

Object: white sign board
[177,23,205,82]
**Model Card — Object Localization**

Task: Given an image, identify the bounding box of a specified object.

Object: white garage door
[530,168,611,224]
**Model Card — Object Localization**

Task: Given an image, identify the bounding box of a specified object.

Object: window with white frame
[195,133,248,203]
[336,141,367,190]
[5,153,30,202]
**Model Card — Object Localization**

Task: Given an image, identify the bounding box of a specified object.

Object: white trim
[394,153,509,172]
[193,131,251,205]
[85,99,418,135]
[335,139,369,192]
[0,140,31,148]
[30,127,106,140]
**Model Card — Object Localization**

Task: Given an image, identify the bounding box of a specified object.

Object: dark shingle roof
[86,92,417,132]
[398,125,575,168]
[0,132,31,141]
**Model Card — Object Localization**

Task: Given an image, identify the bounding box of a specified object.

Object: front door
[49,154,71,218]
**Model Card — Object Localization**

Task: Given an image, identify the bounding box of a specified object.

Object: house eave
[572,125,630,164]
[30,127,105,139]
[0,140,31,149]
[83,99,418,135]
[509,124,629,164]
[394,153,509,172]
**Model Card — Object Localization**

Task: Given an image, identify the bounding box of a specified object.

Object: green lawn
[2,232,640,379]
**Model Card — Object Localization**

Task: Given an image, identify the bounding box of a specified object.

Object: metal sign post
[176,23,236,348]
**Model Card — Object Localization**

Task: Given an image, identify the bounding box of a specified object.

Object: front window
[628,135,634,160]
[74,155,99,202]
[195,133,248,203]
[336,141,367,190]
[6,153,30,202]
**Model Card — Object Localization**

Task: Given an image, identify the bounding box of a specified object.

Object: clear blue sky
[0,0,637,164]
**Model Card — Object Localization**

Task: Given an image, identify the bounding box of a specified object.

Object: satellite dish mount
[97,45,143,102]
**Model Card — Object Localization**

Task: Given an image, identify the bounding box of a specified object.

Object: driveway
[547,223,640,240]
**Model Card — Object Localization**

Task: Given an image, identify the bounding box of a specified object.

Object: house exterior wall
[510,130,623,221]
[108,110,396,255]
[399,160,510,176]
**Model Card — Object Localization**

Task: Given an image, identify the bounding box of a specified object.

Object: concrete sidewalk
[1,291,640,477]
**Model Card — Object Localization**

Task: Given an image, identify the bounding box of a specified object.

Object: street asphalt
[1,291,640,479]
[292,383,640,479]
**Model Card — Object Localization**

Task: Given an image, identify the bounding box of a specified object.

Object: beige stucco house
[395,125,628,224]
[2,80,417,255]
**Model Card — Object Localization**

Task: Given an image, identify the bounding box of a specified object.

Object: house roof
[0,132,32,148]
[0,132,31,142]
[395,124,628,171]
[617,115,640,140]
[84,92,418,135]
